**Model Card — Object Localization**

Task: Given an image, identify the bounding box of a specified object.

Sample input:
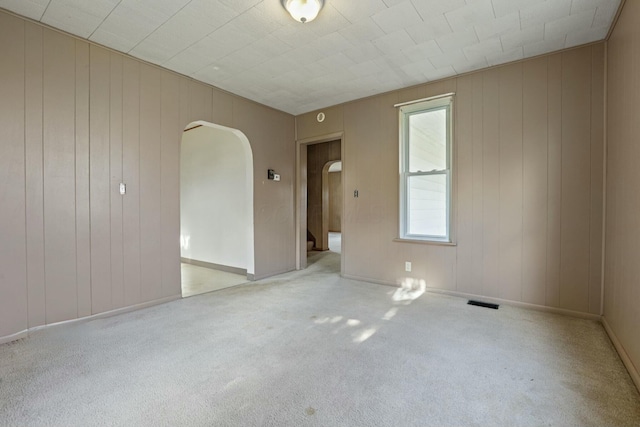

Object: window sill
[393,238,457,247]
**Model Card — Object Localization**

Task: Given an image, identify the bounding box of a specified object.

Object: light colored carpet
[1,251,639,426]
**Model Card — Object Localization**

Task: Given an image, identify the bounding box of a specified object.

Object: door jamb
[295,132,344,272]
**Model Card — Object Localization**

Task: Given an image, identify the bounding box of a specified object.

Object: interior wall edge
[605,0,628,41]
[602,316,640,394]
[0,294,181,345]
[600,41,608,316]
[601,0,640,394]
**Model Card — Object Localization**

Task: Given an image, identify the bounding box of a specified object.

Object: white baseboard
[0,329,29,345]
[342,273,601,320]
[602,316,640,394]
[426,288,602,321]
[341,273,397,287]
[181,257,247,276]
[252,267,295,281]
[0,295,181,345]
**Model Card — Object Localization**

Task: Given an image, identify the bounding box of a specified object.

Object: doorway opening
[296,134,344,273]
[326,161,342,255]
[180,121,254,297]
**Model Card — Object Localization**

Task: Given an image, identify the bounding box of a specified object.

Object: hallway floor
[1,250,639,426]
[181,263,248,297]
[328,231,341,253]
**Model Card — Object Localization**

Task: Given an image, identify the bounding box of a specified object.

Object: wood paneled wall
[297,43,605,316]
[307,140,341,250]
[329,172,342,232]
[604,0,640,387]
[0,11,295,341]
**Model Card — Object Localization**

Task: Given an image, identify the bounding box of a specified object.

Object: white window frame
[399,94,453,243]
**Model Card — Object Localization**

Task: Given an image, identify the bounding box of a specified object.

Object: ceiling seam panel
[87,0,123,39]
[39,0,52,20]
[124,0,195,54]
[154,3,251,67]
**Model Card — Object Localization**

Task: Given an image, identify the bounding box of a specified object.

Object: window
[399,95,453,242]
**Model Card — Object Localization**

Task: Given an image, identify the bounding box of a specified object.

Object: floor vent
[467,300,499,309]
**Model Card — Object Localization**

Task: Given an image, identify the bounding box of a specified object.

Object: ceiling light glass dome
[281,0,324,23]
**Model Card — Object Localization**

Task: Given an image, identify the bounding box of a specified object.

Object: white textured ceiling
[0,0,621,115]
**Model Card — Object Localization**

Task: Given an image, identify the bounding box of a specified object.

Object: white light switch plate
[273,174,281,181]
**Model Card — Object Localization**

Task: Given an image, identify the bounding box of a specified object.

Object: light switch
[274,174,281,181]
[119,183,126,195]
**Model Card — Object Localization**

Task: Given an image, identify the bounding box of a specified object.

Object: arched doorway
[296,134,344,271]
[179,121,254,297]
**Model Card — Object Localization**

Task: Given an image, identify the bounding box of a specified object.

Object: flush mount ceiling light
[281,0,324,23]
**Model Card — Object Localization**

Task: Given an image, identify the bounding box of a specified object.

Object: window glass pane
[407,174,447,237]
[408,107,447,172]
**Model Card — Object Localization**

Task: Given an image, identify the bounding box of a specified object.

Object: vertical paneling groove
[454,76,473,294]
[139,64,163,302]
[522,57,548,306]
[498,63,523,302]
[43,29,77,323]
[342,99,375,278]
[75,40,91,318]
[160,71,181,298]
[559,49,592,313]
[379,94,401,279]
[25,22,46,328]
[0,12,27,338]
[546,54,562,308]
[212,89,234,128]
[482,69,500,298]
[589,44,605,315]
[381,94,399,276]
[122,58,141,306]
[188,81,213,123]
[328,172,342,232]
[471,73,484,296]
[89,45,112,315]
[109,53,124,309]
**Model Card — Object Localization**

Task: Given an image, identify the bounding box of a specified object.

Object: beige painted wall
[0,10,295,341]
[297,43,605,316]
[604,0,640,386]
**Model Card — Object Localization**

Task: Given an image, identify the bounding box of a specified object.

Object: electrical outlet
[405,261,411,272]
